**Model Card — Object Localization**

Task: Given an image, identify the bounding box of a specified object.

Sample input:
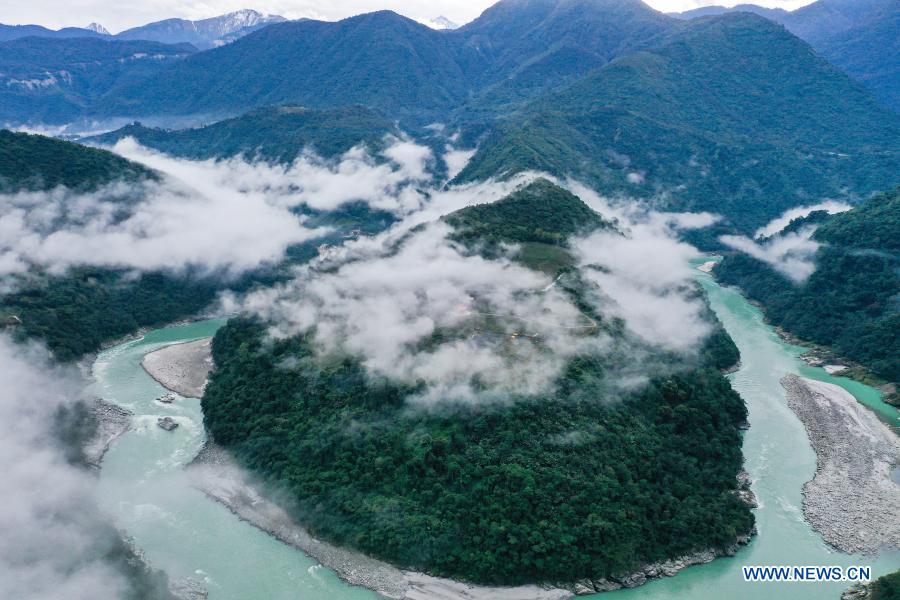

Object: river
[91,270,899,600]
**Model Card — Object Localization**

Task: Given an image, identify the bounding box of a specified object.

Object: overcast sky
[4,0,816,33]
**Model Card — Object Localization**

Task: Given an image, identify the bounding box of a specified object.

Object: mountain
[458,13,900,233]
[0,23,108,41]
[458,0,678,110]
[88,105,399,162]
[715,187,900,387]
[671,4,788,21]
[201,179,752,586]
[97,11,474,124]
[88,1,679,126]
[672,0,899,111]
[0,129,152,191]
[0,37,196,124]
[811,1,899,112]
[115,9,286,49]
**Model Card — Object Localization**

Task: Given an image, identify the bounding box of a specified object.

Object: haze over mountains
[0,9,286,49]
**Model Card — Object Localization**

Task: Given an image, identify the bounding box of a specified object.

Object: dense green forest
[0,130,153,191]
[89,105,399,163]
[457,14,900,234]
[1,269,220,361]
[444,178,610,249]
[873,569,900,600]
[0,37,195,125]
[715,188,900,383]
[203,319,750,585]
[202,182,751,585]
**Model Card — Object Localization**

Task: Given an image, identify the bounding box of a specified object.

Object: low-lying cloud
[753,200,851,239]
[0,336,129,600]
[0,136,460,278]
[227,175,723,405]
[235,221,602,405]
[720,227,821,283]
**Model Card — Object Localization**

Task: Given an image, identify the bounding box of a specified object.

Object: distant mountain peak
[85,22,110,35]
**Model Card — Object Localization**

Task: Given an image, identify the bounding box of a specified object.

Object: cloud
[573,222,712,352]
[227,174,722,406]
[0,136,454,278]
[0,335,129,600]
[235,221,602,405]
[754,200,852,239]
[720,227,821,282]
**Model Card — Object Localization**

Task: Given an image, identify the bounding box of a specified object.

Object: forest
[203,319,752,585]
[715,187,900,384]
[202,182,753,584]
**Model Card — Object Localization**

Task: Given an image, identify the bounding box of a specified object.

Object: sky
[4,0,817,33]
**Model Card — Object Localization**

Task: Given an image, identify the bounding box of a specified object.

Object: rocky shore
[781,374,900,553]
[188,442,755,598]
[82,398,133,468]
[142,338,214,398]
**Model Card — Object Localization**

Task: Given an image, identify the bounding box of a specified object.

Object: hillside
[95,12,473,125]
[457,0,678,113]
[0,129,152,191]
[458,13,900,233]
[0,37,196,124]
[89,105,399,162]
[715,187,900,384]
[202,181,751,586]
[673,0,899,111]
[445,177,608,249]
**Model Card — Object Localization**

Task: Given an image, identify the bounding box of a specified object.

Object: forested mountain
[715,187,900,385]
[82,1,681,125]
[458,0,677,112]
[0,132,219,359]
[95,12,474,125]
[202,180,752,586]
[0,129,152,191]
[458,13,900,233]
[0,37,195,124]
[115,10,286,49]
[88,105,399,162]
[673,0,900,111]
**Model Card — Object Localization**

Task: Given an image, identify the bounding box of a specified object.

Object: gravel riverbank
[141,338,213,398]
[781,374,900,553]
[82,398,133,468]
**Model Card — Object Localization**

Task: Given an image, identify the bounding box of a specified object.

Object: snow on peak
[86,22,110,35]
[424,16,460,30]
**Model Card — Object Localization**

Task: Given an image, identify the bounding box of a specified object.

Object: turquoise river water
[92,270,899,600]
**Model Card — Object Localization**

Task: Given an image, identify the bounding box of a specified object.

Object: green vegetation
[458,14,900,233]
[203,320,750,585]
[2,269,219,361]
[202,182,751,585]
[0,37,195,124]
[89,105,399,163]
[0,130,152,191]
[715,188,900,382]
[444,178,609,249]
[872,569,900,600]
